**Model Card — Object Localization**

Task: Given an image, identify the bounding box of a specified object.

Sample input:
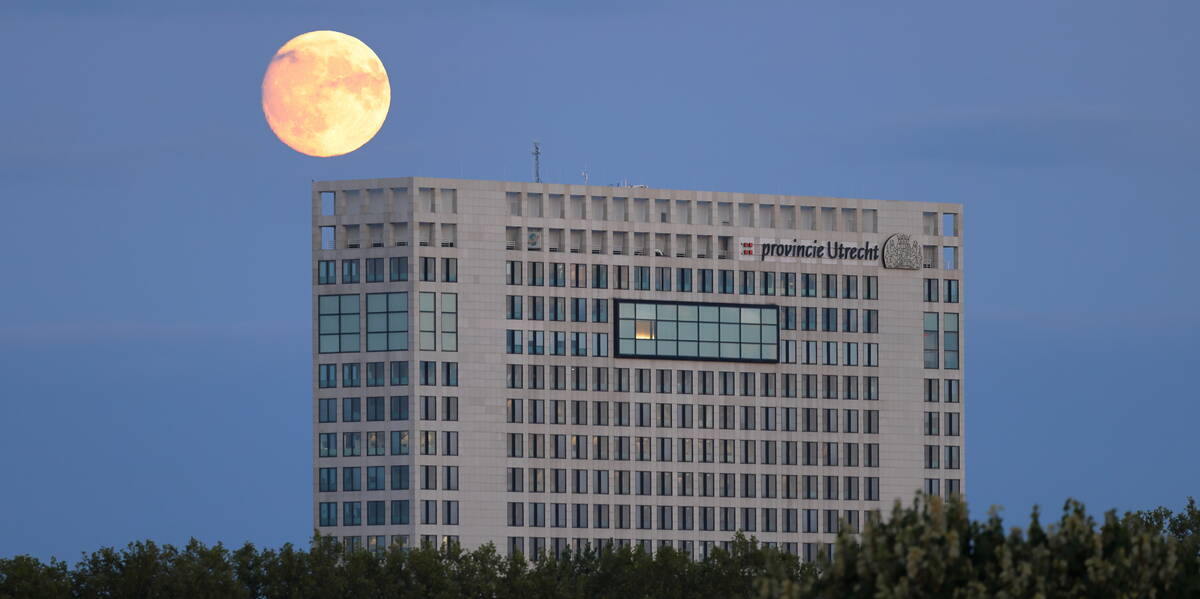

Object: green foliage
[767,495,1200,599]
[2,497,1197,599]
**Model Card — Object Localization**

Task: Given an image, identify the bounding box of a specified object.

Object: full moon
[262,31,390,157]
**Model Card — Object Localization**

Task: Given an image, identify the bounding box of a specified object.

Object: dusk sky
[1,1,1197,561]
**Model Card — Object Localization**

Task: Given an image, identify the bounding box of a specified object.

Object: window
[366,293,408,351]
[822,274,836,298]
[549,262,566,287]
[318,399,336,423]
[822,308,837,332]
[842,275,858,299]
[318,433,336,457]
[367,466,385,491]
[945,379,961,403]
[761,272,776,296]
[924,445,941,469]
[420,395,437,421]
[801,273,816,297]
[529,262,543,286]
[342,363,360,387]
[441,293,458,351]
[634,266,650,290]
[655,267,672,291]
[506,330,523,354]
[943,246,958,270]
[945,445,961,469]
[921,278,940,302]
[864,310,879,334]
[366,362,384,387]
[843,309,858,333]
[419,293,436,351]
[865,411,880,434]
[390,361,409,386]
[571,298,587,322]
[343,432,361,456]
[592,299,608,323]
[699,269,713,293]
[718,270,734,294]
[420,257,436,282]
[923,312,940,369]
[864,276,879,300]
[318,295,359,353]
[923,245,937,269]
[319,364,336,388]
[615,300,778,362]
[615,265,629,289]
[946,412,961,436]
[592,264,608,288]
[390,430,409,455]
[319,503,337,526]
[442,363,458,386]
[801,307,816,331]
[527,331,544,355]
[944,313,960,370]
[366,396,384,421]
[319,467,337,492]
[740,271,755,295]
[390,257,408,281]
[924,412,940,436]
[506,295,523,320]
[592,333,609,357]
[865,376,880,400]
[391,500,410,525]
[677,268,693,292]
[549,297,565,321]
[945,279,960,303]
[341,259,360,284]
[506,260,523,285]
[866,477,880,501]
[390,395,409,420]
[442,258,458,282]
[317,260,336,285]
[365,258,384,283]
[419,361,436,386]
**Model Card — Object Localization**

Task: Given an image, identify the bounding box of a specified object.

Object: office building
[312,177,965,561]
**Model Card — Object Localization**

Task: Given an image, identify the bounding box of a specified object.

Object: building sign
[881,234,922,270]
[737,238,880,263]
[736,233,921,270]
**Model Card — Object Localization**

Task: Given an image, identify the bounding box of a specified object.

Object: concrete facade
[312,177,965,561]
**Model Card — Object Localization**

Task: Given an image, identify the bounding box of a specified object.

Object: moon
[262,31,390,157]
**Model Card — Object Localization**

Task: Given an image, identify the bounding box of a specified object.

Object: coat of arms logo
[882,233,922,270]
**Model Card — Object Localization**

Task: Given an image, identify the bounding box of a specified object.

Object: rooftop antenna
[581,165,589,185]
[531,141,541,183]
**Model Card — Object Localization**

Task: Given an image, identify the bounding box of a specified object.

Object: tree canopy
[2,495,1196,598]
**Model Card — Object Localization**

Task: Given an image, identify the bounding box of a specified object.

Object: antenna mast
[531,141,541,183]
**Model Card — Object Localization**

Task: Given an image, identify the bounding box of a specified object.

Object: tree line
[2,495,1197,598]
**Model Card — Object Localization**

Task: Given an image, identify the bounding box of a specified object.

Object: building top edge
[311,177,964,208]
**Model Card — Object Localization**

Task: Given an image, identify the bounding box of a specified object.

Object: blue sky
[1,1,1196,561]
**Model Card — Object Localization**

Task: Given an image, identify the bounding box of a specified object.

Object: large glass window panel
[615,300,778,362]
[319,294,360,353]
[366,292,408,351]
